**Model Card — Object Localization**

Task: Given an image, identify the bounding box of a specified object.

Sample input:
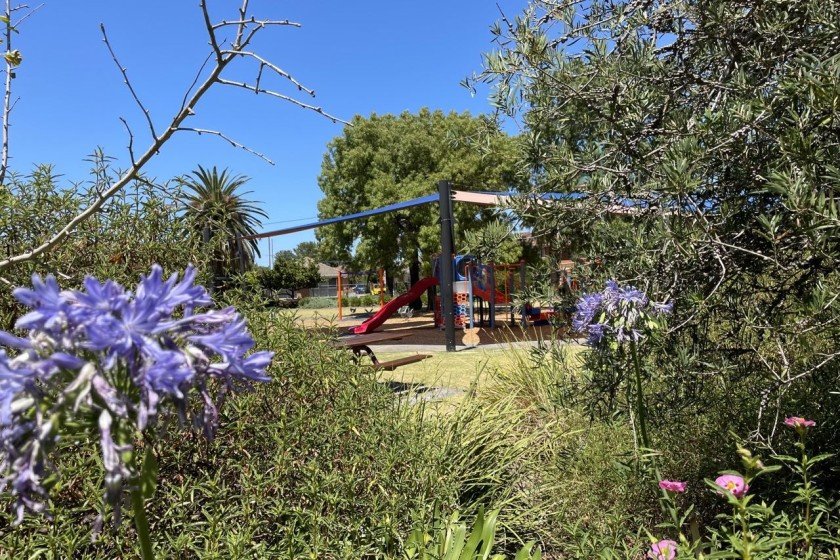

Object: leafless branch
[100,23,158,141]
[200,0,222,62]
[12,1,40,26]
[119,117,136,166]
[180,51,214,112]
[212,17,299,30]
[0,1,347,271]
[218,78,349,124]
[176,127,274,165]
[222,50,315,95]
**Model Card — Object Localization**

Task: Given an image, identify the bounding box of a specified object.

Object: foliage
[0,267,271,559]
[647,421,839,559]
[462,220,522,265]
[0,154,208,329]
[403,508,541,560]
[316,109,527,296]
[473,0,840,478]
[266,251,322,297]
[290,241,323,262]
[179,166,267,283]
[0,312,456,558]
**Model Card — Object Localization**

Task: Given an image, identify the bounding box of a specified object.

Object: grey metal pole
[520,260,527,328]
[438,180,456,351]
[488,262,496,329]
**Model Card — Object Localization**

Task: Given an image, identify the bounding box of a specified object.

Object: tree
[180,166,267,284]
[316,109,527,307]
[0,2,344,273]
[474,1,840,443]
[290,241,322,262]
[266,251,321,297]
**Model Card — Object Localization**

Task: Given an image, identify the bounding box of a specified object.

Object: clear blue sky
[11,1,528,265]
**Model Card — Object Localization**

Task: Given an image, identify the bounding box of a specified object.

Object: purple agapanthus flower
[0,265,273,524]
[572,280,672,346]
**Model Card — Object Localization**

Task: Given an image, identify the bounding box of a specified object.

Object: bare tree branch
[100,23,158,141]
[212,18,299,30]
[0,1,347,272]
[176,127,274,165]
[199,0,222,62]
[222,50,315,95]
[119,117,136,166]
[218,78,349,124]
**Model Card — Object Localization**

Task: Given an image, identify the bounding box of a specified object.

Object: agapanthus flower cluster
[0,265,272,523]
[572,280,673,345]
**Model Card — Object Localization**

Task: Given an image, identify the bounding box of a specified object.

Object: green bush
[0,312,455,558]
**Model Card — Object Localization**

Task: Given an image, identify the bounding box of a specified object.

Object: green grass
[373,348,525,394]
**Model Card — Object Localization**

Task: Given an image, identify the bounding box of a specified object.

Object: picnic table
[332,332,431,371]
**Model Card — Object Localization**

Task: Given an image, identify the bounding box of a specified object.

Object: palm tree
[180,166,268,284]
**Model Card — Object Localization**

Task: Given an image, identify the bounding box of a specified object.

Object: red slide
[472,286,510,305]
[351,276,439,334]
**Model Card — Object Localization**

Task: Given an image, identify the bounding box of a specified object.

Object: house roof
[317,263,344,278]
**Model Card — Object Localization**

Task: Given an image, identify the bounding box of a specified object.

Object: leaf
[4,49,22,67]
[140,447,159,499]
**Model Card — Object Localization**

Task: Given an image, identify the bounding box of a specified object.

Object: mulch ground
[305,310,570,348]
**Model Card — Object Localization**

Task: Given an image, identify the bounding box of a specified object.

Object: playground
[245,182,573,359]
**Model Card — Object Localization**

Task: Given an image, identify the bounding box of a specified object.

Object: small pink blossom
[715,474,749,498]
[648,539,678,560]
[784,416,816,429]
[658,479,687,493]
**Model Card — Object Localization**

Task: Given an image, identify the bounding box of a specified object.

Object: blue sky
[11,1,528,264]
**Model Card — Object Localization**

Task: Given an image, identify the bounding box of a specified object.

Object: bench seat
[372,354,432,371]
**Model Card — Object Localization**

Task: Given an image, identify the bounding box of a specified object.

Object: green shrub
[403,508,541,560]
[0,312,455,558]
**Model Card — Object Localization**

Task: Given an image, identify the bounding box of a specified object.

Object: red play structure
[352,276,439,335]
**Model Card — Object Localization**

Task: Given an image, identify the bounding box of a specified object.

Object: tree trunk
[408,248,422,310]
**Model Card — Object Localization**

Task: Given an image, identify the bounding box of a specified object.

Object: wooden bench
[371,354,432,371]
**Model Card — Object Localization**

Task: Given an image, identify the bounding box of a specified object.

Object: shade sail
[242,193,440,240]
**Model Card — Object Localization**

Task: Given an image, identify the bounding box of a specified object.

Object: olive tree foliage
[462,219,523,265]
[0,0,344,275]
[471,0,840,441]
[316,109,527,293]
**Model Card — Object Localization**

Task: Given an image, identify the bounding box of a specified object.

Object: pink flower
[784,416,816,429]
[715,474,749,498]
[659,479,687,493]
[648,539,678,560]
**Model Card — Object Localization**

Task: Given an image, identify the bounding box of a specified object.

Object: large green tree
[475,1,840,444]
[316,109,526,305]
[179,166,267,285]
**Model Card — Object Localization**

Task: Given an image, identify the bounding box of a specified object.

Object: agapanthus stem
[630,342,651,450]
[131,484,154,560]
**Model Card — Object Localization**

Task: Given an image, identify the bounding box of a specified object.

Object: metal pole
[488,263,496,329]
[337,270,343,320]
[438,180,456,351]
[520,260,527,328]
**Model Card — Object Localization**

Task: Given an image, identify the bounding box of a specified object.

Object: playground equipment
[430,255,541,331]
[336,268,386,320]
[241,181,596,350]
[352,276,438,334]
